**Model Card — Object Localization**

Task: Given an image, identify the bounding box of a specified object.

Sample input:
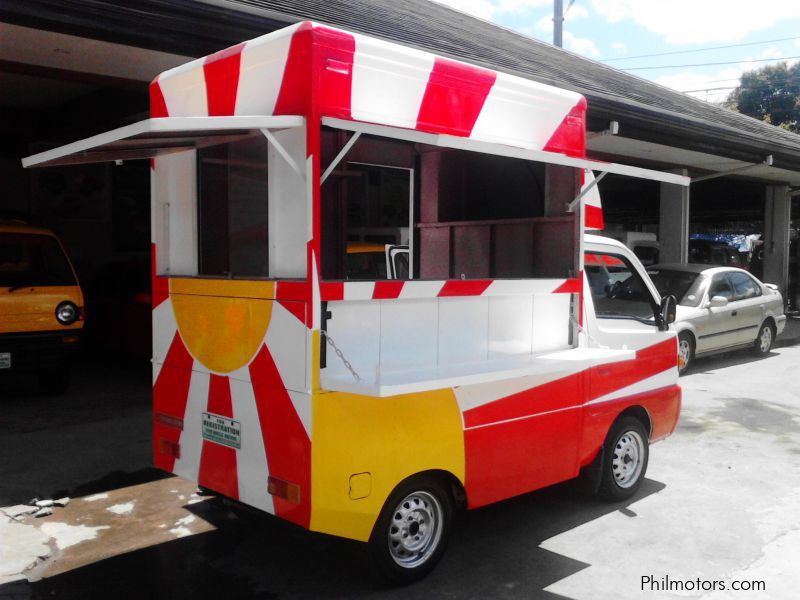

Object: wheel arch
[616,405,653,439]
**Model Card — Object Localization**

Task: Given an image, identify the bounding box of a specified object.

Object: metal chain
[320,329,361,382]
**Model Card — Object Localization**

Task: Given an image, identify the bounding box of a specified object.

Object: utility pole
[553,0,564,47]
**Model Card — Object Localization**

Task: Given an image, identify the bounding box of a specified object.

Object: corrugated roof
[223,0,800,165]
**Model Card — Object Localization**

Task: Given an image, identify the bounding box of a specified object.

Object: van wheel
[677,332,694,375]
[38,369,71,395]
[753,322,774,355]
[598,416,649,501]
[368,476,453,585]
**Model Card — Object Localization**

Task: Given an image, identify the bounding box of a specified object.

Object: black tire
[752,321,775,356]
[368,475,453,586]
[677,332,694,375]
[598,416,649,502]
[38,369,71,395]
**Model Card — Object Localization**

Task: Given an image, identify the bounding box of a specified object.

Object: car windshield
[0,233,76,288]
[646,269,704,307]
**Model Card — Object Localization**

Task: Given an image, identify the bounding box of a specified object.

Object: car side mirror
[708,295,728,308]
[660,294,677,328]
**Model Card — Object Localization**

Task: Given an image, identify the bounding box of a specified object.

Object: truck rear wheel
[368,475,453,585]
[598,416,649,501]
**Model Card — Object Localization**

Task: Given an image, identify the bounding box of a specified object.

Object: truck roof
[149,21,587,158]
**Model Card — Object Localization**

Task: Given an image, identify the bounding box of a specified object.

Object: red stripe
[372,280,404,299]
[274,23,314,116]
[249,345,311,528]
[153,333,193,472]
[585,203,604,229]
[313,26,355,119]
[463,372,581,429]
[276,281,308,324]
[151,243,169,309]
[203,42,246,116]
[438,279,492,297]
[552,278,581,294]
[320,282,344,301]
[198,375,239,499]
[149,80,169,118]
[416,57,496,137]
[543,97,587,158]
[589,337,677,400]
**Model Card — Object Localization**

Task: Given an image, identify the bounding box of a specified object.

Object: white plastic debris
[33,507,52,518]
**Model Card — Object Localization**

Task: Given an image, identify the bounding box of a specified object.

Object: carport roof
[5,0,800,172]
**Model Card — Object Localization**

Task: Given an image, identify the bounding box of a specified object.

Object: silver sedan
[646,264,787,374]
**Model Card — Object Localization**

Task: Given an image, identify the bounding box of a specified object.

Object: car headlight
[55,301,79,325]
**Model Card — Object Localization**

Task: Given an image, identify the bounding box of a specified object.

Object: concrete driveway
[1,342,799,599]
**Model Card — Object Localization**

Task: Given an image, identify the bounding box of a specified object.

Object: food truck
[23,21,688,583]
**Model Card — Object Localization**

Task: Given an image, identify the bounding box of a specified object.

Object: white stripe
[454,367,581,413]
[470,71,581,150]
[264,301,308,392]
[351,33,434,129]
[398,280,445,299]
[228,371,274,514]
[156,63,208,118]
[587,368,677,406]
[152,298,178,384]
[465,404,580,431]
[235,24,297,116]
[343,281,375,300]
[172,365,207,482]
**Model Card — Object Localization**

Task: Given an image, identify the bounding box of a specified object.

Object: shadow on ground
[0,475,666,600]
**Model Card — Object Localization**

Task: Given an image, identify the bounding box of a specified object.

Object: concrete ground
[1,332,800,599]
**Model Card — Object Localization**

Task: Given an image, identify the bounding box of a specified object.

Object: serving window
[320,127,576,282]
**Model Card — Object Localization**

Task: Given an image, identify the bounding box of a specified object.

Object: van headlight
[55,301,79,325]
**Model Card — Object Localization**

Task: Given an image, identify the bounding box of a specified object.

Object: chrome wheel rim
[678,339,691,370]
[388,491,443,569]
[612,430,645,489]
[759,327,772,353]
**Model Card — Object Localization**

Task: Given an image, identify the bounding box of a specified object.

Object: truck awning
[22,116,305,168]
[322,116,690,187]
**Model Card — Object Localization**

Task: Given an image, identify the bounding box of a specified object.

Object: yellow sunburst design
[169,278,275,374]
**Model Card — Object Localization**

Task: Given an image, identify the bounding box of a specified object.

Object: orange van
[0,221,84,394]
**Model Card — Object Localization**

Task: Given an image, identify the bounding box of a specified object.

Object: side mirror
[660,294,677,327]
[708,295,728,308]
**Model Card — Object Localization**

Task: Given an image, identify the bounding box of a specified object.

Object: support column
[659,169,690,264]
[763,184,790,301]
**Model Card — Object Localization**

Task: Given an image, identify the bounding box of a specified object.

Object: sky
[432,0,800,103]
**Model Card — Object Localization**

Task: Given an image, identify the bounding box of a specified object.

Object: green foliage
[726,62,800,132]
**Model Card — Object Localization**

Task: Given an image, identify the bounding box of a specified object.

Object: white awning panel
[322,116,690,187]
[22,116,305,168]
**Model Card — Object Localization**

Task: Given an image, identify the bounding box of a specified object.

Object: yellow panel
[310,387,465,542]
[170,279,274,373]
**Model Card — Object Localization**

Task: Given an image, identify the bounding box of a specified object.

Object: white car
[646,264,786,373]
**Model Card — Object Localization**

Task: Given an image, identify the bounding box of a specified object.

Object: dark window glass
[728,271,761,300]
[585,252,657,323]
[647,269,704,307]
[345,243,387,280]
[633,245,659,266]
[0,233,76,288]
[198,136,269,278]
[708,273,734,300]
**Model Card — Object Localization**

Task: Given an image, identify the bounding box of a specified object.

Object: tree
[725,62,800,132]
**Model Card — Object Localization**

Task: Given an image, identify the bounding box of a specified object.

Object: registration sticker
[202,412,241,449]
[0,352,10,369]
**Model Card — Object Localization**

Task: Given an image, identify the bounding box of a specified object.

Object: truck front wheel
[368,475,453,585]
[598,416,649,501]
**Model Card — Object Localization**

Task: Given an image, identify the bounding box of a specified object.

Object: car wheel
[677,332,694,375]
[38,369,71,395]
[598,416,649,502]
[753,321,775,355]
[368,476,453,585]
